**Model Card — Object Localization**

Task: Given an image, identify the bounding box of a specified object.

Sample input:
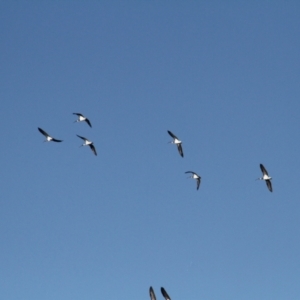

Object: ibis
[77,135,97,156]
[38,127,63,142]
[257,163,272,192]
[185,171,201,190]
[73,113,92,128]
[167,130,183,157]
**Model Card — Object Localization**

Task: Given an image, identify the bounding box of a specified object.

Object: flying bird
[73,113,92,128]
[149,287,156,300]
[167,130,183,157]
[185,171,201,190]
[257,163,272,192]
[38,127,63,142]
[76,135,97,156]
[161,287,171,300]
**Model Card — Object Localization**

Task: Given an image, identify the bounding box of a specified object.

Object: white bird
[161,287,171,300]
[185,171,201,190]
[76,135,97,156]
[73,113,92,128]
[149,287,156,300]
[167,130,183,157]
[38,127,63,142]
[257,163,272,192]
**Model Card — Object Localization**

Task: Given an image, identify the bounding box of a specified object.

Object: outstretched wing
[73,113,83,117]
[89,144,97,156]
[177,143,184,157]
[76,134,87,141]
[149,287,156,300]
[38,127,49,137]
[167,130,178,139]
[85,118,92,128]
[196,177,201,190]
[161,287,171,300]
[185,171,195,175]
[52,138,63,142]
[266,180,272,192]
[260,164,268,176]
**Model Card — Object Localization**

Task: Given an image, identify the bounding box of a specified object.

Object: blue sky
[1,1,300,299]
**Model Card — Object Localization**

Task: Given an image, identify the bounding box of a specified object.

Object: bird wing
[38,127,49,137]
[185,171,195,175]
[177,143,184,157]
[90,144,97,156]
[76,134,87,141]
[52,138,63,142]
[161,287,171,300]
[196,177,201,190]
[73,113,82,117]
[266,180,272,192]
[149,287,156,300]
[85,118,92,128]
[260,164,268,176]
[167,130,178,139]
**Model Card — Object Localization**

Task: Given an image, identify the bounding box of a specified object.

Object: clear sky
[1,1,300,299]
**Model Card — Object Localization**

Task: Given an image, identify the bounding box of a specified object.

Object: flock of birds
[167,130,273,192]
[38,113,97,156]
[167,130,201,190]
[37,113,273,299]
[38,113,273,192]
[148,131,273,298]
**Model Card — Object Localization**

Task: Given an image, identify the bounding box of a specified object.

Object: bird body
[73,113,92,128]
[167,130,183,157]
[38,127,63,142]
